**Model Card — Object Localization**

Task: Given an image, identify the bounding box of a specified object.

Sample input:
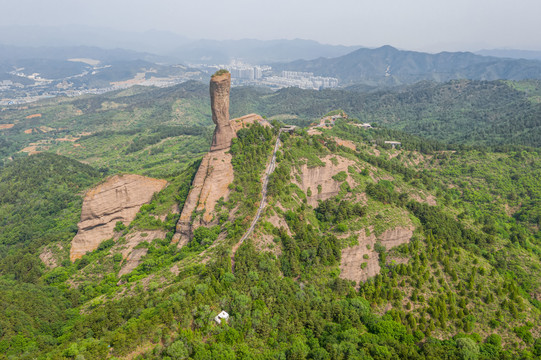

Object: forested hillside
[0,118,539,358]
[2,79,541,168]
[230,80,541,147]
[0,81,212,176]
[0,80,540,359]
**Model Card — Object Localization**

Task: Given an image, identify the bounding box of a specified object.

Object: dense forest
[233,80,541,148]
[0,80,540,359]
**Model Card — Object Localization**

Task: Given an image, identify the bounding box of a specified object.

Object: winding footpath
[231,128,284,267]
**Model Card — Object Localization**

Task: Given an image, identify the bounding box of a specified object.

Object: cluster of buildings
[0,73,197,106]
[197,61,339,90]
[200,61,270,83]
[261,71,339,90]
[1,59,342,106]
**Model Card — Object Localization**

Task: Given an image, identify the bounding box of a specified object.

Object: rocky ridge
[173,71,270,247]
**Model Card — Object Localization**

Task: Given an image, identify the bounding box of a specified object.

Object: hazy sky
[3,0,541,51]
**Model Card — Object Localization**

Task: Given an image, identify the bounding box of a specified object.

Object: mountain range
[0,26,360,64]
[273,45,541,86]
[3,27,541,89]
[168,38,361,64]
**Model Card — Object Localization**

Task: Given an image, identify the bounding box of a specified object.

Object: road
[231,128,284,266]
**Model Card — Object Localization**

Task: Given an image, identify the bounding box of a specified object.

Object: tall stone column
[210,71,235,151]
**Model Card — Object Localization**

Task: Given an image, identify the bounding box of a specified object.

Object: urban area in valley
[0,59,339,106]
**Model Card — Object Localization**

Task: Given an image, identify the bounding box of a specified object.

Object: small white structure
[281,125,298,133]
[214,311,229,324]
[384,141,402,149]
[351,123,372,129]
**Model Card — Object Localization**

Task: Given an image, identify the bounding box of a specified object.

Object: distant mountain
[0,25,190,55]
[0,44,169,63]
[0,26,360,64]
[476,49,541,61]
[168,38,361,64]
[272,45,541,85]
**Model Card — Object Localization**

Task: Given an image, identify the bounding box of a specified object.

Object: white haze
[1,0,541,52]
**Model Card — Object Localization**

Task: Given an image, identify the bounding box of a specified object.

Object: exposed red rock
[292,155,358,207]
[339,226,414,285]
[210,72,236,151]
[173,72,269,247]
[70,174,167,261]
[117,230,168,276]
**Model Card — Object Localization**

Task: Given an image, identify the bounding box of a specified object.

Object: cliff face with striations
[173,71,234,247]
[173,70,269,247]
[292,155,358,207]
[173,149,235,246]
[339,226,414,285]
[209,72,236,151]
[70,174,167,261]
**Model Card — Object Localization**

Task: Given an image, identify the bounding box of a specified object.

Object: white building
[384,141,401,148]
[214,311,229,324]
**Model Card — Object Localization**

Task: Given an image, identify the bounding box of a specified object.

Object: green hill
[3,79,541,168]
[0,82,540,359]
[229,80,541,148]
[272,45,541,86]
[0,81,212,176]
[0,119,539,359]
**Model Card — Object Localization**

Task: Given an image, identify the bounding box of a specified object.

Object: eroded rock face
[210,72,235,151]
[70,174,167,261]
[293,155,358,207]
[173,115,269,246]
[117,230,168,277]
[173,149,234,246]
[39,244,63,269]
[173,72,271,247]
[231,113,271,132]
[339,226,414,285]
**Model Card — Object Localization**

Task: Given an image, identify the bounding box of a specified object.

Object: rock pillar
[210,71,235,151]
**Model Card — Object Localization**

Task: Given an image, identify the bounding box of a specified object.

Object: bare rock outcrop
[39,244,63,269]
[210,71,236,151]
[70,174,167,261]
[173,71,270,247]
[340,226,414,285]
[117,230,168,277]
[173,149,234,246]
[293,155,358,207]
[231,113,271,131]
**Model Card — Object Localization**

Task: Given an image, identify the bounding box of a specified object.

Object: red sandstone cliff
[70,174,167,261]
[173,71,269,247]
[209,72,236,151]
